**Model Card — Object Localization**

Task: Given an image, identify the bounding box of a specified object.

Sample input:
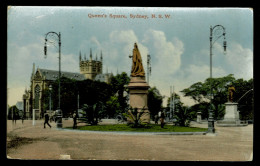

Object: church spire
[100,50,103,61]
[79,51,82,62]
[90,48,92,60]
[32,63,35,74]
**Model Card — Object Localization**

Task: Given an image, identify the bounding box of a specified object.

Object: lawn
[67,124,208,132]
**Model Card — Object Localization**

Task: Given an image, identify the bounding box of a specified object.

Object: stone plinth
[127,76,150,124]
[217,102,247,127]
[197,112,202,123]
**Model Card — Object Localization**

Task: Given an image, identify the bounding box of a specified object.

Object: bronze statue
[228,85,235,102]
[130,43,145,77]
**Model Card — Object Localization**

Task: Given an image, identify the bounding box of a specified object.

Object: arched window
[34,85,40,109]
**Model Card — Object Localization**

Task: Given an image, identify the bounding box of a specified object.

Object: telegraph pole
[147,54,151,84]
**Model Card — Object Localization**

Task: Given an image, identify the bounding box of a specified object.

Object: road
[6,119,253,161]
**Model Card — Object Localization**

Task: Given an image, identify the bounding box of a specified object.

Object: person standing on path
[160,111,165,128]
[44,113,51,128]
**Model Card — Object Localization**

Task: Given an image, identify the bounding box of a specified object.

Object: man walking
[44,113,52,128]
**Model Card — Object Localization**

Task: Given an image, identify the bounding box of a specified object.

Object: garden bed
[66,124,208,132]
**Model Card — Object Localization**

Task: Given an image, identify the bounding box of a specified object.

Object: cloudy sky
[7,7,253,106]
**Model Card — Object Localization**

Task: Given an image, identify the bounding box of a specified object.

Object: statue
[228,85,235,102]
[130,43,145,77]
[127,43,150,124]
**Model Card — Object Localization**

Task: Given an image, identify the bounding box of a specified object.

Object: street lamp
[170,86,175,120]
[44,31,62,128]
[208,25,227,133]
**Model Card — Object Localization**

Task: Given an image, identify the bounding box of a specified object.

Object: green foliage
[189,102,210,120]
[181,74,235,103]
[148,87,163,119]
[80,101,106,125]
[44,72,132,119]
[166,93,182,112]
[106,96,121,118]
[51,77,78,117]
[70,124,208,132]
[50,77,113,118]
[8,105,21,120]
[165,92,196,126]
[215,104,225,120]
[233,78,253,120]
[123,107,146,128]
[181,74,253,120]
[174,105,195,127]
[109,72,130,114]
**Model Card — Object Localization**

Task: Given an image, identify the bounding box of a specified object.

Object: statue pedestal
[127,76,150,124]
[197,112,202,123]
[217,102,247,127]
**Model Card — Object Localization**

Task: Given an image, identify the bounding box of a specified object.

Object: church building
[23,50,113,119]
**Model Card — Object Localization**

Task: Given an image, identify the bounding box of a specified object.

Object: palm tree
[123,106,146,128]
[80,101,105,125]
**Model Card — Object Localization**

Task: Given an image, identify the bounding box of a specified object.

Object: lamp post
[208,25,227,133]
[44,31,62,128]
[170,86,175,120]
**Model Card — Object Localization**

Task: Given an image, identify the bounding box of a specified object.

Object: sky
[7,7,253,107]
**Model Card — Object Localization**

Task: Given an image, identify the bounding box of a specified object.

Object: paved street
[6,119,253,161]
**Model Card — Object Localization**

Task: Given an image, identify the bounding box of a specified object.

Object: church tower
[79,49,103,80]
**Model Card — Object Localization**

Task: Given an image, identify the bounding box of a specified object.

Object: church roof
[38,68,86,81]
[94,73,113,82]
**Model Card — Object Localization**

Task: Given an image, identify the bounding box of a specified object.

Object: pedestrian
[154,115,159,124]
[44,113,52,128]
[73,112,77,129]
[160,111,165,128]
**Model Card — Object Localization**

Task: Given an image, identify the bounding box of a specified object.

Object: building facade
[23,50,112,119]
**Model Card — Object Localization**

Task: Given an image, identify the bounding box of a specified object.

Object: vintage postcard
[7,7,253,161]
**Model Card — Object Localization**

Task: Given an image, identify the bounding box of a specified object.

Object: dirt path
[6,119,253,161]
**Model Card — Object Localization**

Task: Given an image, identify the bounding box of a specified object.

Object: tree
[233,78,253,120]
[50,77,113,118]
[165,92,196,126]
[173,105,195,127]
[110,72,130,114]
[181,74,253,120]
[8,105,20,120]
[106,96,121,118]
[166,92,181,116]
[148,87,163,120]
[80,101,106,125]
[189,102,210,120]
[51,77,78,117]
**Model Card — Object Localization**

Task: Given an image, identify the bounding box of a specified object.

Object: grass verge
[67,124,208,132]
